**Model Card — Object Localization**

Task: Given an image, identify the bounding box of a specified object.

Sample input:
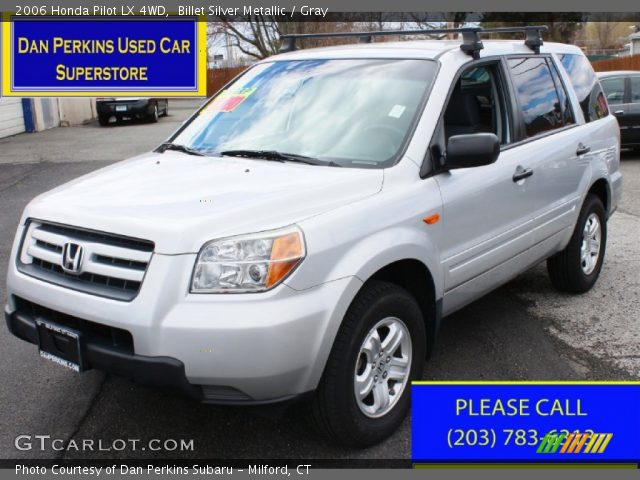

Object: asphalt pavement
[0,100,638,461]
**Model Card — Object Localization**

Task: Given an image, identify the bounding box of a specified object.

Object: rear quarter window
[559,54,609,122]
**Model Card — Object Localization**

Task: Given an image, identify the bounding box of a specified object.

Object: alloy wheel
[354,317,412,418]
[580,212,601,275]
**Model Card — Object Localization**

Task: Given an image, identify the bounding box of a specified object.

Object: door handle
[576,144,591,156]
[513,167,533,182]
[614,110,625,115]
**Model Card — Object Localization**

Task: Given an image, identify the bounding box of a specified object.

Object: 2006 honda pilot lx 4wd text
[5,27,622,446]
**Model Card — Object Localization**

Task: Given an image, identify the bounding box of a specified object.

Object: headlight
[190,227,305,293]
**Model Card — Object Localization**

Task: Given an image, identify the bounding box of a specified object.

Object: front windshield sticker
[204,87,256,113]
[388,104,407,118]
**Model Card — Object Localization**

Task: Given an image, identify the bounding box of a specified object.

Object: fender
[287,177,444,301]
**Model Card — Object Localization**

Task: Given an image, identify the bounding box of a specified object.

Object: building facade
[0,97,96,139]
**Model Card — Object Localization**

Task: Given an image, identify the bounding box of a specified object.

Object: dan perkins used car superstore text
[17,465,310,476]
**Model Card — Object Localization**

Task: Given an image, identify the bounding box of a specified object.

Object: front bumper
[96,100,152,117]
[6,249,361,403]
[6,307,203,400]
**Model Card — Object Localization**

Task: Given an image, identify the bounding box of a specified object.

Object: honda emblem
[61,242,84,274]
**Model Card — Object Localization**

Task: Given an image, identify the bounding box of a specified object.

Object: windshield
[170,59,437,168]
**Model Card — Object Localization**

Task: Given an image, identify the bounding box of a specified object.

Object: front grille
[18,220,154,301]
[93,254,147,271]
[35,222,154,252]
[32,258,142,293]
[35,239,62,253]
[13,296,134,353]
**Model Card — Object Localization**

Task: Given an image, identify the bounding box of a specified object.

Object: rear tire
[310,280,426,447]
[547,194,607,293]
[98,115,110,127]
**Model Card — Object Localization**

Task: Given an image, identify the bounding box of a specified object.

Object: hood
[24,152,383,254]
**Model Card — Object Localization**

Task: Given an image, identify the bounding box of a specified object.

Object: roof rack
[278,25,548,59]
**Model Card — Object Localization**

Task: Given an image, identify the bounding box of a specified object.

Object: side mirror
[444,133,500,170]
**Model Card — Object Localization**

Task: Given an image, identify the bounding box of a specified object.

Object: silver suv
[5,26,621,446]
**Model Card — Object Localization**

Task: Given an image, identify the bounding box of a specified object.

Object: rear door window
[549,60,575,126]
[507,57,565,138]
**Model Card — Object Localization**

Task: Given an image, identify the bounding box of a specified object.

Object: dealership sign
[1,16,207,96]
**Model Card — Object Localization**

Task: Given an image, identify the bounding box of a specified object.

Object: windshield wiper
[219,149,340,167]
[158,142,205,156]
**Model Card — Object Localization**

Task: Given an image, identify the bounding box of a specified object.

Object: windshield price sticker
[411,382,640,463]
[204,87,257,113]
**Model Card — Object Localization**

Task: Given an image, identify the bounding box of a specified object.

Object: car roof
[269,39,584,62]
[596,70,640,78]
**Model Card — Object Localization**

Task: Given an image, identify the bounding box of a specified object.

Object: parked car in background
[597,71,640,150]
[96,98,169,126]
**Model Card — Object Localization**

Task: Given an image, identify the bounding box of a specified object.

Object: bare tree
[589,14,631,50]
[206,22,223,65]
[356,13,402,33]
[410,12,469,38]
[595,22,619,50]
[212,19,361,60]
[214,17,281,60]
[591,12,619,49]
[480,14,584,44]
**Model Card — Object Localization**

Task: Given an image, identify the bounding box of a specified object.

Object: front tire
[310,281,426,447]
[148,104,159,123]
[547,194,607,293]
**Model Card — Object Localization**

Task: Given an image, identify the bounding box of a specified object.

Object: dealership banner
[412,382,640,464]
[1,15,207,96]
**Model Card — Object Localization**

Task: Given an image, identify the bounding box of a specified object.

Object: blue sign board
[2,17,206,96]
[412,382,640,463]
